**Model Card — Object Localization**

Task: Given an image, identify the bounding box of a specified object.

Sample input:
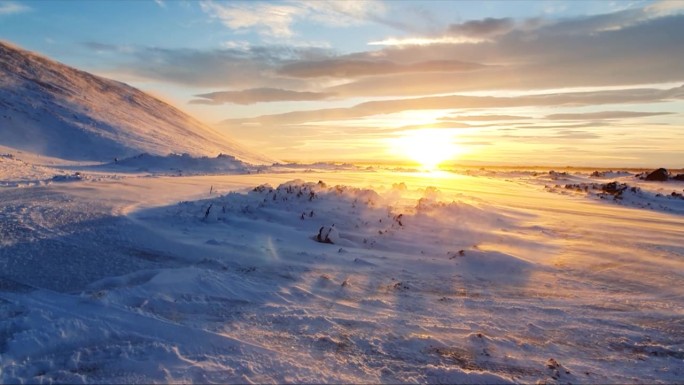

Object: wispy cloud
[447,17,515,39]
[439,115,532,121]
[199,0,386,38]
[277,59,484,79]
[304,1,387,27]
[101,44,331,88]
[83,42,136,54]
[645,0,684,17]
[221,85,684,127]
[200,1,300,37]
[190,88,334,105]
[368,36,484,46]
[545,111,674,120]
[503,128,602,140]
[0,2,30,16]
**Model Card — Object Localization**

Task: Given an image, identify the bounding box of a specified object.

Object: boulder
[601,181,626,195]
[672,174,684,181]
[316,225,340,244]
[645,168,669,181]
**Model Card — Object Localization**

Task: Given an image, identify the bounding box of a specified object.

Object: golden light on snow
[389,129,463,170]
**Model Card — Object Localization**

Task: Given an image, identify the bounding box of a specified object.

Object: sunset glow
[390,129,463,170]
[2,1,684,383]
[1,0,683,167]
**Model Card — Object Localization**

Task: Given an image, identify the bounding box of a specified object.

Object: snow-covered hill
[0,41,270,164]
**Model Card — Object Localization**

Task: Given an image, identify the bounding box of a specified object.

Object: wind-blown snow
[93,153,253,176]
[0,41,271,164]
[1,163,683,384]
[3,37,684,385]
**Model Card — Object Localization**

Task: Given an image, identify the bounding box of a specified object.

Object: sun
[390,129,462,170]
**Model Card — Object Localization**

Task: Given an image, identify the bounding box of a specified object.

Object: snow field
[1,170,683,383]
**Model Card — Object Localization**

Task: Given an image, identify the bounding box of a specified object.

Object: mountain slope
[0,41,271,164]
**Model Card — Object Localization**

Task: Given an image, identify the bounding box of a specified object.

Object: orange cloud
[191,88,334,105]
[277,59,484,78]
[545,111,673,120]
[221,85,684,126]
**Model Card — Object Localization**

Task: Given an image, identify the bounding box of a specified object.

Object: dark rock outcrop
[645,168,669,181]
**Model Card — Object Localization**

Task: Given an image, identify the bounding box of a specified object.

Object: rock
[393,281,409,290]
[316,225,339,244]
[546,358,560,369]
[673,174,684,181]
[601,181,627,195]
[645,168,669,181]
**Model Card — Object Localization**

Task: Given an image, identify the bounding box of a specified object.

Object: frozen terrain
[1,40,682,384]
[0,41,270,164]
[1,160,683,384]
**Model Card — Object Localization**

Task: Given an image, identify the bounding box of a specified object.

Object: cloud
[277,59,485,78]
[447,17,515,39]
[220,40,251,50]
[539,9,647,36]
[83,42,136,54]
[84,2,684,106]
[397,121,475,131]
[545,111,674,120]
[327,14,684,97]
[304,1,387,27]
[102,44,331,88]
[511,122,611,130]
[89,42,487,91]
[551,130,601,140]
[359,6,684,96]
[221,85,684,126]
[369,16,538,46]
[645,0,684,17]
[190,88,334,105]
[200,1,300,37]
[440,114,532,122]
[0,2,29,15]
[200,0,386,38]
[372,1,683,47]
[368,36,482,46]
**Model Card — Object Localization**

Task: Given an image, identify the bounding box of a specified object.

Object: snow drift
[99,152,251,175]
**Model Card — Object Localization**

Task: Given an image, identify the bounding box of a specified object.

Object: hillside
[0,41,270,164]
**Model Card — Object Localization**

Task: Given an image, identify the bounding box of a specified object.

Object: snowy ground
[1,162,683,383]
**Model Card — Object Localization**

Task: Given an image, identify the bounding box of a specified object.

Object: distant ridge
[0,41,271,164]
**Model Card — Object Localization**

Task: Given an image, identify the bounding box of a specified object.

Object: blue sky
[1,0,683,167]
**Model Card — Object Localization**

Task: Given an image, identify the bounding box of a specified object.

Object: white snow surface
[93,153,252,176]
[0,41,271,164]
[1,162,684,384]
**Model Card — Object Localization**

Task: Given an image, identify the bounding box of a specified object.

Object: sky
[1,0,683,168]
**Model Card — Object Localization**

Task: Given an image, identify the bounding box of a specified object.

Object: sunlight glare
[390,129,462,170]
